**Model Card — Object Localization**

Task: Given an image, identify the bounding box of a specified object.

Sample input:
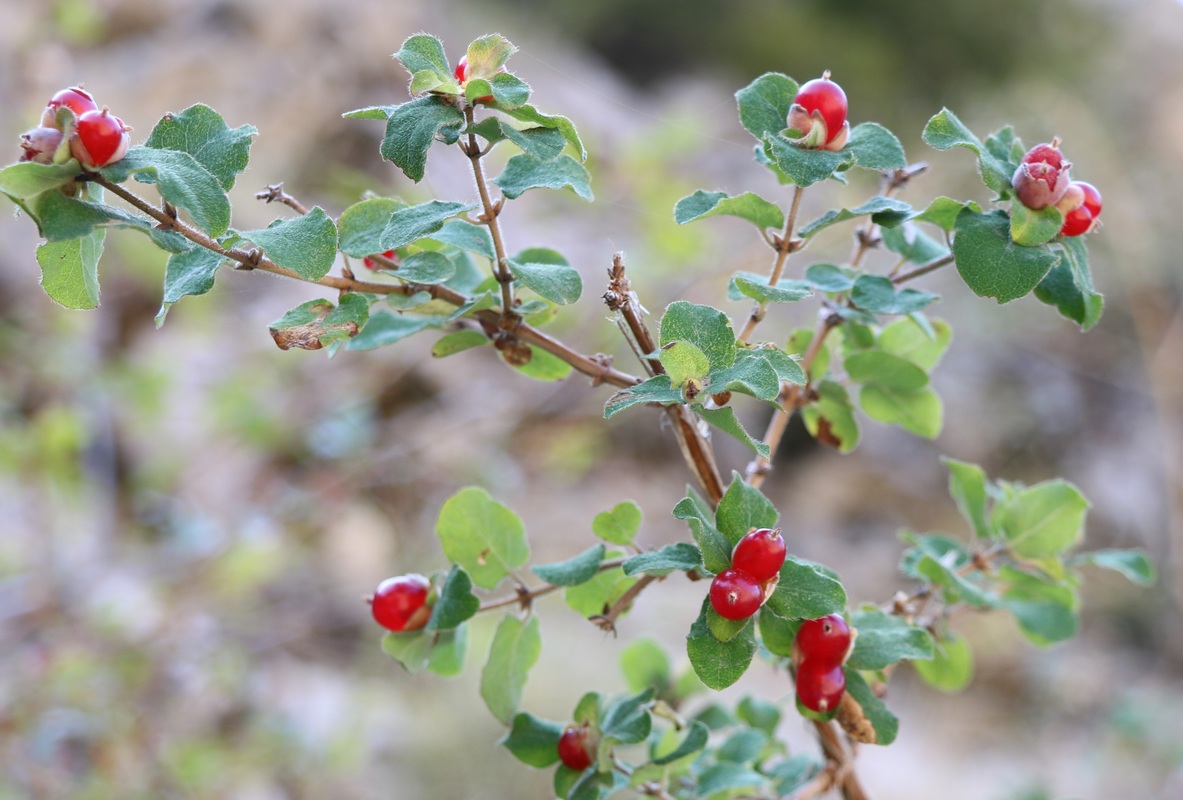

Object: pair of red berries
[708,528,786,620]
[788,73,849,151]
[370,573,432,632]
[1012,141,1103,237]
[19,85,131,170]
[793,614,853,716]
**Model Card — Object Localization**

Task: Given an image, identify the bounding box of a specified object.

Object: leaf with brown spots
[269,294,370,351]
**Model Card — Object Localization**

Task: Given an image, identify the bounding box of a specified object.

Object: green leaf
[497,123,567,161]
[845,350,929,391]
[942,457,990,540]
[881,223,949,264]
[501,712,562,768]
[564,565,635,618]
[380,96,466,182]
[432,329,489,358]
[735,73,798,140]
[913,632,974,692]
[430,218,496,260]
[1003,598,1077,645]
[764,556,847,619]
[859,384,943,439]
[393,251,455,284]
[1010,201,1063,247]
[899,531,997,608]
[464,33,516,76]
[878,318,952,372]
[238,207,338,281]
[346,311,439,351]
[707,605,754,643]
[341,105,400,120]
[846,608,934,670]
[498,104,586,161]
[652,721,709,765]
[382,627,466,676]
[993,479,1089,558]
[921,108,1012,197]
[144,104,256,191]
[268,294,369,351]
[1070,549,1156,586]
[695,763,768,796]
[659,301,736,371]
[800,380,860,453]
[763,134,853,187]
[157,246,224,324]
[494,154,593,201]
[620,638,671,694]
[850,275,937,315]
[486,73,532,109]
[622,542,702,576]
[381,200,477,251]
[426,626,468,676]
[395,33,451,77]
[102,146,230,236]
[743,346,806,386]
[798,196,912,239]
[603,375,683,418]
[737,696,781,736]
[28,189,144,242]
[727,272,813,305]
[1036,236,1103,330]
[600,688,654,745]
[805,263,857,293]
[0,160,81,199]
[673,190,784,230]
[508,345,574,382]
[592,501,643,546]
[845,122,908,171]
[717,728,768,764]
[427,566,481,630]
[686,600,757,690]
[481,615,542,725]
[338,197,405,258]
[436,487,530,589]
[510,256,582,305]
[841,669,898,745]
[757,609,797,657]
[660,341,711,392]
[532,544,606,586]
[715,475,778,546]
[907,196,981,232]
[36,230,105,309]
[952,210,1059,303]
[694,406,771,458]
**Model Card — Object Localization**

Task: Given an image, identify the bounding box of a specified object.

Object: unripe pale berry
[789,73,848,149]
[19,126,64,164]
[709,567,763,620]
[71,107,130,169]
[454,55,505,104]
[556,724,594,771]
[731,528,786,583]
[1012,141,1072,210]
[369,573,432,632]
[795,613,853,666]
[796,659,846,715]
[1059,181,1102,237]
[41,86,98,128]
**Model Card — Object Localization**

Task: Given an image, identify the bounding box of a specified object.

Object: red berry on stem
[795,613,853,666]
[363,249,396,270]
[1059,181,1102,237]
[41,86,98,128]
[370,573,431,632]
[731,528,786,583]
[709,568,763,620]
[71,107,130,169]
[557,724,594,771]
[1012,140,1072,210]
[792,73,848,146]
[796,659,846,715]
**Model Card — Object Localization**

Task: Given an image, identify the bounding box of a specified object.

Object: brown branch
[589,573,659,634]
[255,182,310,215]
[891,253,954,285]
[738,183,806,344]
[463,105,515,315]
[477,557,630,615]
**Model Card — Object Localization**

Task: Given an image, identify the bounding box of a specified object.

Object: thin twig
[463,105,516,316]
[255,182,310,215]
[891,253,954,285]
[589,574,659,634]
[738,184,806,344]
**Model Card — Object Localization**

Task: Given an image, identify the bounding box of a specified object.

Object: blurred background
[1,0,1181,798]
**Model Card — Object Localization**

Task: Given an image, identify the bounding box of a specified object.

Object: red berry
[1058,181,1102,237]
[709,568,763,620]
[731,528,786,583]
[795,614,852,666]
[454,55,505,104]
[71,107,130,169]
[19,126,64,164]
[370,573,431,632]
[791,73,848,146]
[41,86,98,128]
[557,724,594,771]
[1012,140,1072,210]
[363,249,396,270]
[796,659,846,715]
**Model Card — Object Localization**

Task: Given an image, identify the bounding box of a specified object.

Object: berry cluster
[369,573,433,632]
[787,73,849,151]
[19,85,131,170]
[1012,140,1103,237]
[793,614,853,718]
[708,528,786,620]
